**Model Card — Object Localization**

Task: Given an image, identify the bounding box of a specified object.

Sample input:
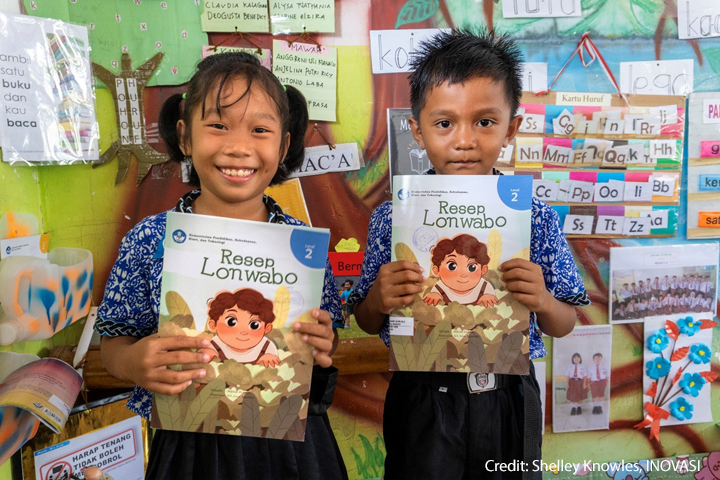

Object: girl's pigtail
[158,93,186,163]
[271,85,308,185]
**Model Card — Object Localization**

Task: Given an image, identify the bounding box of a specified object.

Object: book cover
[151,212,330,441]
[389,175,533,375]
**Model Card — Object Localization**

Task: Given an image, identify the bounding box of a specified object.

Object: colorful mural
[2,0,720,479]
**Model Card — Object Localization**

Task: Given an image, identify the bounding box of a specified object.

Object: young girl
[566,353,586,416]
[95,52,347,480]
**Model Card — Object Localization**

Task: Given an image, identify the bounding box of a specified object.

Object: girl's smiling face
[179,76,289,218]
[210,306,272,352]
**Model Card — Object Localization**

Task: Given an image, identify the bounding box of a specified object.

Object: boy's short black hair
[408,28,523,122]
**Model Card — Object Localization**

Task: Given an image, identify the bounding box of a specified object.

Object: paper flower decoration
[646,357,671,380]
[679,372,706,397]
[669,397,693,421]
[647,330,669,353]
[689,344,711,364]
[677,316,701,337]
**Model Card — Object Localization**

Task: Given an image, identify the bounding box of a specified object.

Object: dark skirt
[145,366,348,480]
[566,378,586,403]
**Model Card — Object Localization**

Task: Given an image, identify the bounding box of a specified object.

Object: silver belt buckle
[467,373,497,393]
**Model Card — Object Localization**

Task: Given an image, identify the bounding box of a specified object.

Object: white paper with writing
[678,0,720,39]
[595,216,625,235]
[620,60,693,96]
[563,214,594,235]
[502,0,581,18]
[369,29,448,74]
[520,62,548,92]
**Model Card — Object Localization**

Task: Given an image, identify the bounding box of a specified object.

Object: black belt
[394,370,521,391]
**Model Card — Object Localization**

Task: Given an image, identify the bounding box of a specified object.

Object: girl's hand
[499,258,552,314]
[294,309,335,368]
[367,261,425,315]
[117,335,211,395]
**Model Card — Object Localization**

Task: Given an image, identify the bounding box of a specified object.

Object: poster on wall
[388,175,532,375]
[552,325,612,433]
[0,12,99,164]
[609,244,719,324]
[640,314,715,441]
[152,213,330,440]
[687,93,720,238]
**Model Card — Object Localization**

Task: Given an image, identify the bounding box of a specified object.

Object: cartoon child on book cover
[200,288,281,367]
[423,234,499,308]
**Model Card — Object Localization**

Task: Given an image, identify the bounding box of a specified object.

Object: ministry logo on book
[397,189,409,201]
[172,229,187,243]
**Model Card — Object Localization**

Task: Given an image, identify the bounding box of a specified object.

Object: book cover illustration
[151,212,330,441]
[389,175,533,375]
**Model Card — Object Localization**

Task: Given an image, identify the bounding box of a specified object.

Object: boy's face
[409,77,521,175]
[432,251,488,294]
[593,356,602,365]
[209,306,272,351]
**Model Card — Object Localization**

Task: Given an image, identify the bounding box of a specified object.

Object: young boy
[350,29,589,479]
[588,353,608,415]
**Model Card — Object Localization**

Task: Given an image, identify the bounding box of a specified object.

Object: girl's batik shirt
[349,197,590,359]
[95,190,342,419]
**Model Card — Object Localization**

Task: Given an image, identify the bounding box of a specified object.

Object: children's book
[389,175,533,375]
[151,212,330,441]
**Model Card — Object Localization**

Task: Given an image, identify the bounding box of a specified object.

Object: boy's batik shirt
[350,187,590,359]
[95,190,342,419]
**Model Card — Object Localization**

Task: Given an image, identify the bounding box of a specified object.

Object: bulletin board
[3,1,720,480]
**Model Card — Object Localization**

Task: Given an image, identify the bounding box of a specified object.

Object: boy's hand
[294,309,335,368]
[119,335,211,395]
[366,261,424,315]
[499,258,552,314]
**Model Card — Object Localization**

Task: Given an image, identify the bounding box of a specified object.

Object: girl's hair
[571,353,582,363]
[207,288,275,324]
[159,51,308,187]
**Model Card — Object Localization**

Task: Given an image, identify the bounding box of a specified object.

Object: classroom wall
[2,1,719,479]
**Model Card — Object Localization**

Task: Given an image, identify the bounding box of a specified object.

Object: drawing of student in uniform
[422,234,499,308]
[201,288,280,367]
